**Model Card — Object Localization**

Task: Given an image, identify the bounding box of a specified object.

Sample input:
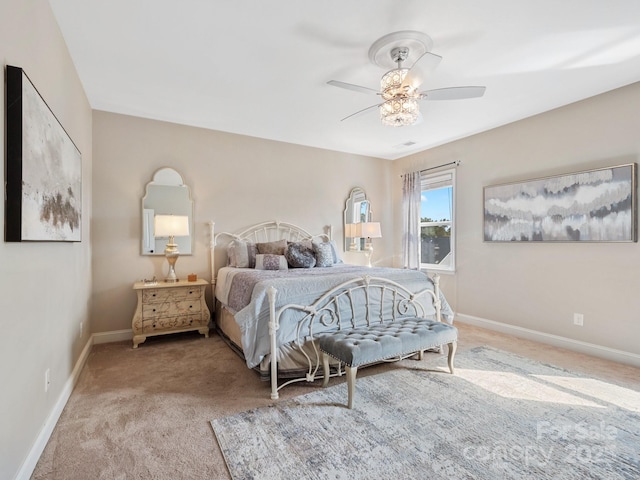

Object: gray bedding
[215,265,453,368]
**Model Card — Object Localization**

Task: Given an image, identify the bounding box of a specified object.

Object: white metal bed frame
[207,220,442,400]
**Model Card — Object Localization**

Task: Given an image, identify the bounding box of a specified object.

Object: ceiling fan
[327,31,486,127]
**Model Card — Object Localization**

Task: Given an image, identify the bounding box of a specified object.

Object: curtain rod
[400,160,461,177]
[420,159,461,173]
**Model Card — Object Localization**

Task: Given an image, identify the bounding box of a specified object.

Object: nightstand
[131,279,211,348]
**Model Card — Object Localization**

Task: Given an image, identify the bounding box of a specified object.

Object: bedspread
[216,265,454,368]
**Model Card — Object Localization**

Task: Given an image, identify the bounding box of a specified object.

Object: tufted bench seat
[319,318,458,408]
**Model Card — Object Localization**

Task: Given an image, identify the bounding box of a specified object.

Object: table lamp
[154,214,190,282]
[356,222,382,267]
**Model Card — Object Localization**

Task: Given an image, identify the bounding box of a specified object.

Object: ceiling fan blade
[327,80,379,95]
[420,86,486,101]
[401,51,442,90]
[340,103,381,122]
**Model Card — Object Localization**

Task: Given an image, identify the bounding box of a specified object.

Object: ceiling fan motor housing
[390,46,410,65]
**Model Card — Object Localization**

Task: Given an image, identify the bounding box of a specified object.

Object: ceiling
[49,0,640,160]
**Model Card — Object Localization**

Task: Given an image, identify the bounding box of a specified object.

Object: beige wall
[91,111,392,334]
[393,82,640,360]
[3,5,639,477]
[0,1,93,478]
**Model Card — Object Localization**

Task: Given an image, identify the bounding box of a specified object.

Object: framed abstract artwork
[483,163,637,242]
[5,65,82,242]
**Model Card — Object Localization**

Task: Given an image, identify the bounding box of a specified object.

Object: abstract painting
[5,65,82,242]
[484,164,637,242]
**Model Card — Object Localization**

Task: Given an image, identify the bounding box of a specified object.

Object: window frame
[419,168,456,273]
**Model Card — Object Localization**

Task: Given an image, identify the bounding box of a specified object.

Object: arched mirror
[141,167,193,255]
[344,187,371,252]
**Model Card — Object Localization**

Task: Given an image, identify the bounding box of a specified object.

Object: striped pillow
[227,239,257,268]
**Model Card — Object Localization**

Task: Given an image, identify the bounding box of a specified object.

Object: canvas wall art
[5,65,82,242]
[483,163,637,242]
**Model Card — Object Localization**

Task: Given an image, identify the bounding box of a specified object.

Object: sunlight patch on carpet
[455,369,605,407]
[532,375,640,412]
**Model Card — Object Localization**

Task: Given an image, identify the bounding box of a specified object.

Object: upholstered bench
[319,318,458,408]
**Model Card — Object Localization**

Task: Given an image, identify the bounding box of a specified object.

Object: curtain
[402,171,421,269]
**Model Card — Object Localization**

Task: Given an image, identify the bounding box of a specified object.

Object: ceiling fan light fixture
[380,66,420,126]
[381,68,411,100]
[380,97,419,127]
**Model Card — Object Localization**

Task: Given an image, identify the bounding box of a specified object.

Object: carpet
[211,346,640,479]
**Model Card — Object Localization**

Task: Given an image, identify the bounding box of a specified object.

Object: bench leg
[346,366,358,409]
[321,352,330,387]
[447,341,457,374]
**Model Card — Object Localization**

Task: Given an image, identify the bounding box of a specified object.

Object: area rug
[211,346,640,479]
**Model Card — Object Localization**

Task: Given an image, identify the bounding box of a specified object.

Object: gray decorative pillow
[227,239,257,268]
[313,241,334,267]
[285,242,316,268]
[256,239,287,255]
[255,254,288,270]
[292,239,313,250]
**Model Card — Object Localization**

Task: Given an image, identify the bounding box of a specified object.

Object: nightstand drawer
[142,286,202,303]
[142,314,203,333]
[142,300,202,319]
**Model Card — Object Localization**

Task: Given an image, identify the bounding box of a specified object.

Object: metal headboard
[208,220,333,292]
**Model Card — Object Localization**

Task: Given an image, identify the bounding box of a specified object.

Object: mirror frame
[141,167,194,255]
[344,187,371,252]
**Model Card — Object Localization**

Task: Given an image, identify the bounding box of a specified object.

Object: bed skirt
[215,301,338,381]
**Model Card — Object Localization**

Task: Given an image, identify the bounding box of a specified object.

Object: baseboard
[456,313,640,368]
[16,329,133,479]
[15,336,93,480]
[92,328,132,344]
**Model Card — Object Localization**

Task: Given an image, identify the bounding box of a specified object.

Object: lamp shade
[355,222,382,238]
[154,215,189,237]
[345,223,357,237]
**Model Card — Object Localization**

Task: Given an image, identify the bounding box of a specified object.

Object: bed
[209,220,454,395]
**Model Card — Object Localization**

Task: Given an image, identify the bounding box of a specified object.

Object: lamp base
[164,241,180,282]
[365,242,374,268]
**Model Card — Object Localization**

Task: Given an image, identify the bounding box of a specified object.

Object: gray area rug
[211,346,640,479]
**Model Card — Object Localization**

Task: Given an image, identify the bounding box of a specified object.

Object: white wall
[91,111,393,334]
[393,82,640,362]
[0,1,93,479]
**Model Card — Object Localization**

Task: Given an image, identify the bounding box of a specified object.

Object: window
[420,169,455,272]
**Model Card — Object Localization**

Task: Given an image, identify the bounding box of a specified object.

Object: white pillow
[255,254,288,270]
[227,239,257,268]
[328,240,343,264]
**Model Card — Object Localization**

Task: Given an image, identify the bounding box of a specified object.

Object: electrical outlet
[573,313,584,326]
[45,369,51,393]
